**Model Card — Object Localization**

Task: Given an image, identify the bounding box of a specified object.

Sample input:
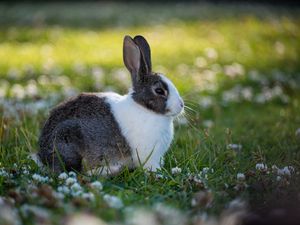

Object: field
[0,2,300,225]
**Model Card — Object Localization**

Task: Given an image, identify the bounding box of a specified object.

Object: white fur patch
[104,93,174,171]
[159,74,184,116]
[30,153,44,168]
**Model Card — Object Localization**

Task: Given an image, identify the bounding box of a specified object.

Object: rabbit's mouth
[165,100,185,117]
[157,75,184,117]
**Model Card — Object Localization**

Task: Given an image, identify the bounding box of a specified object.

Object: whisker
[184,101,199,108]
[184,104,199,111]
[178,112,201,132]
[186,120,201,132]
[184,108,198,117]
[184,106,197,113]
[183,112,194,120]
[183,98,198,103]
[182,110,193,118]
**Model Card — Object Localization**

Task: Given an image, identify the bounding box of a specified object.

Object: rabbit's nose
[179,99,184,108]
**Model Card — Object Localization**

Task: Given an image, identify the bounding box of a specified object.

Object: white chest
[104,93,174,169]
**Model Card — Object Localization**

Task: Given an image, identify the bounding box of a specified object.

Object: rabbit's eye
[155,88,165,95]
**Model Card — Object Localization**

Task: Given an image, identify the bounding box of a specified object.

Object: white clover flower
[57,186,70,195]
[82,192,95,201]
[0,168,10,178]
[271,165,278,171]
[203,120,214,128]
[280,94,290,104]
[153,203,187,225]
[272,85,283,96]
[25,81,38,97]
[237,173,245,181]
[68,171,77,177]
[111,68,131,87]
[255,163,268,171]
[202,167,210,174]
[21,164,27,169]
[58,172,68,180]
[73,62,86,74]
[53,191,65,200]
[126,208,157,225]
[21,166,30,175]
[275,41,285,55]
[177,116,188,125]
[255,93,267,104]
[70,183,82,192]
[222,89,240,103]
[90,181,103,190]
[155,173,166,179]
[277,166,292,177]
[11,84,25,99]
[193,176,204,185]
[296,128,300,137]
[92,67,104,82]
[20,204,50,220]
[205,48,218,60]
[65,177,77,186]
[227,144,242,151]
[224,63,244,78]
[288,166,295,173]
[32,173,49,183]
[171,167,182,175]
[0,82,8,98]
[241,87,253,101]
[199,96,214,109]
[103,194,123,209]
[0,197,4,204]
[228,198,247,210]
[199,167,212,180]
[71,190,83,197]
[194,57,207,68]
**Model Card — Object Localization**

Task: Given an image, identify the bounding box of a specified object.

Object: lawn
[0,2,300,225]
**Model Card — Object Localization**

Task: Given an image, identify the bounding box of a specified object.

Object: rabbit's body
[38,93,132,173]
[37,35,184,175]
[106,91,173,171]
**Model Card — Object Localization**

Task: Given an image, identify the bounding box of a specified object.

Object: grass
[0,2,300,225]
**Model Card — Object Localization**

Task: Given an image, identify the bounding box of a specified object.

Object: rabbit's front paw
[87,164,123,177]
[144,162,161,172]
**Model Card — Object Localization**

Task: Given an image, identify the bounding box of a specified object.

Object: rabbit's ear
[123,35,141,84]
[134,35,152,74]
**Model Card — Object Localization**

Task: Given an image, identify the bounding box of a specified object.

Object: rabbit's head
[123,35,184,117]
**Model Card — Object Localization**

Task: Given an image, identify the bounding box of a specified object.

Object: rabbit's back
[38,93,131,172]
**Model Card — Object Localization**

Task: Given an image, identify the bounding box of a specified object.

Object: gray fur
[124,36,169,114]
[131,74,169,114]
[133,35,152,75]
[38,93,131,173]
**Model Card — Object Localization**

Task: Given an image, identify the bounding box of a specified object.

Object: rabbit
[36,35,184,176]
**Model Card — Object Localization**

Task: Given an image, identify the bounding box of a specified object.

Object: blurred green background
[1,3,299,102]
[0,2,300,225]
